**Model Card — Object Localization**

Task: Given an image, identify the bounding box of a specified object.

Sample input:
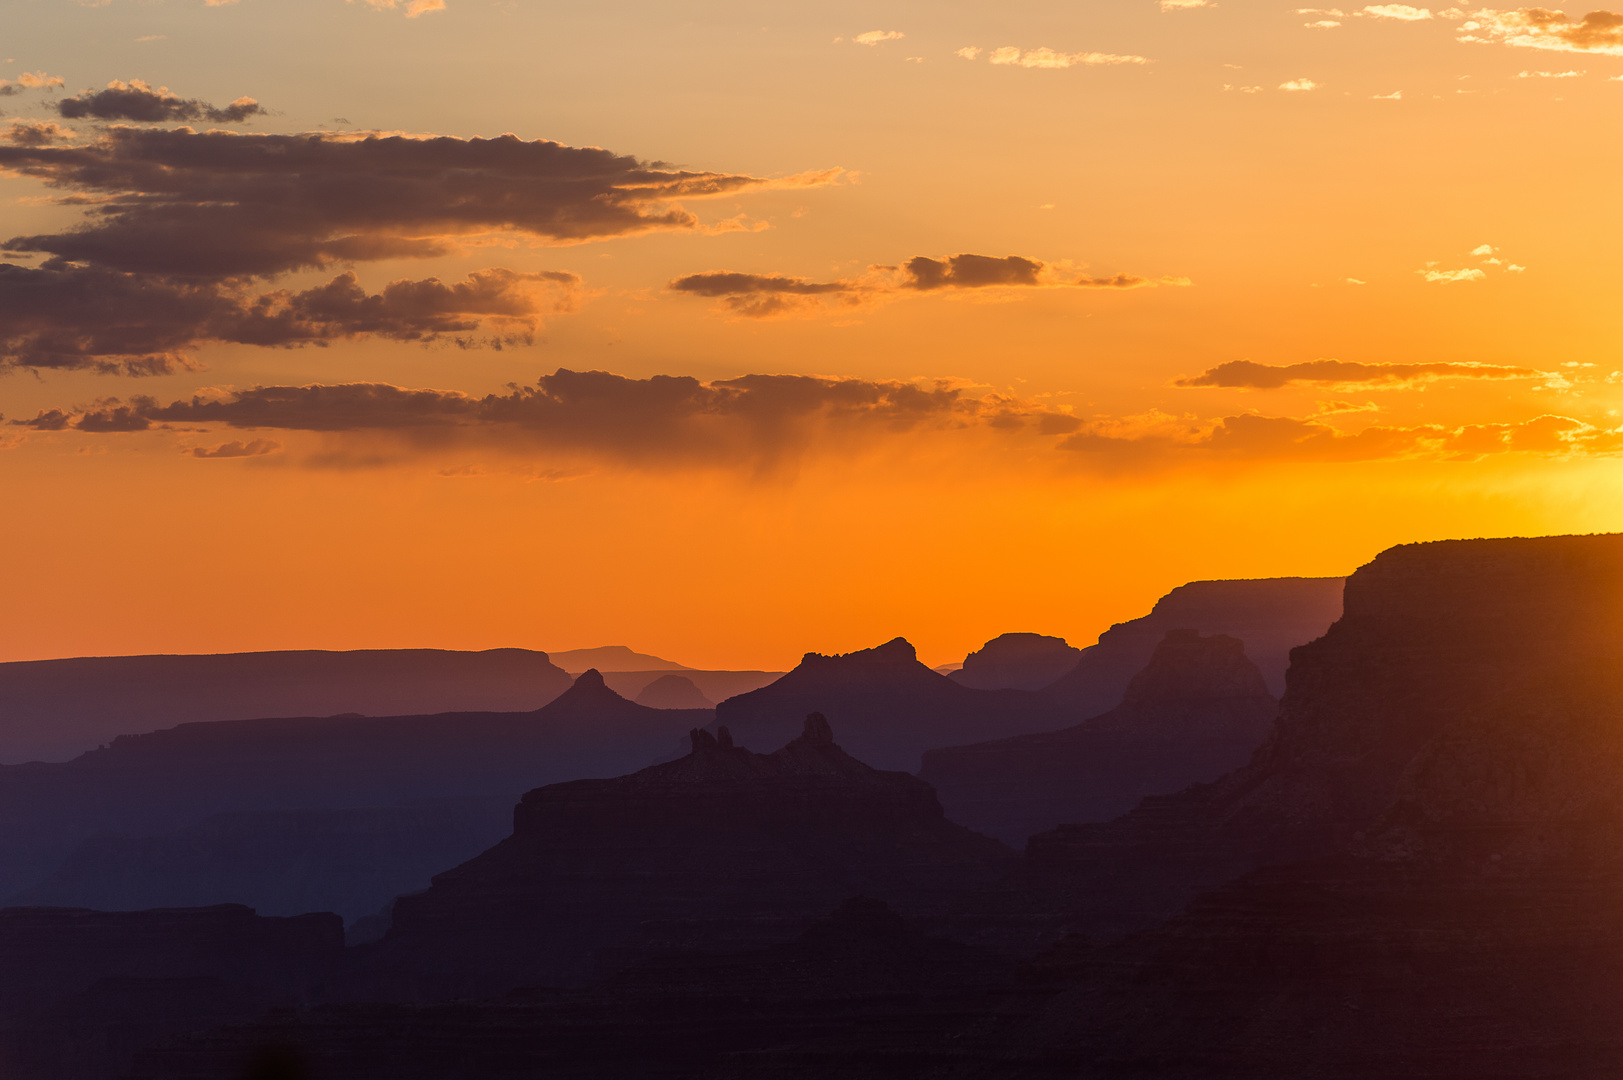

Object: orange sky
[2,0,1621,668]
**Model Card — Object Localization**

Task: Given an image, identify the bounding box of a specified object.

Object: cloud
[955,47,983,59]
[987,47,1150,68]
[1160,0,1212,9]
[1420,267,1487,281]
[668,271,861,317]
[0,263,580,374]
[1363,4,1433,17]
[1175,358,1542,389]
[1372,89,1404,97]
[1307,19,1344,26]
[853,30,905,45]
[1279,78,1320,90]
[0,128,839,279]
[667,254,1184,317]
[1061,410,1622,464]
[350,0,446,16]
[902,254,1046,289]
[3,120,74,146]
[35,370,1086,471]
[0,72,65,96]
[1514,66,1585,74]
[57,80,266,123]
[191,438,280,458]
[1459,8,1623,53]
[26,369,1623,472]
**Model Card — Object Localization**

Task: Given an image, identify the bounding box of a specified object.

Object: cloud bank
[0,126,838,372]
[1176,358,1542,388]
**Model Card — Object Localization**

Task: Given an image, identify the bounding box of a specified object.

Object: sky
[1,0,1621,669]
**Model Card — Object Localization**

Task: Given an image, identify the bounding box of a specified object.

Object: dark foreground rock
[347,715,1015,996]
[0,904,342,1080]
[130,899,1032,1080]
[922,631,1277,845]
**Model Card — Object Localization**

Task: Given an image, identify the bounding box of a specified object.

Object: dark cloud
[36,369,1078,468]
[57,81,266,124]
[1176,358,1543,389]
[668,271,860,317]
[0,128,836,278]
[0,263,579,374]
[11,408,73,430]
[22,369,1617,470]
[902,254,1045,290]
[191,438,280,459]
[669,254,1173,317]
[4,120,74,147]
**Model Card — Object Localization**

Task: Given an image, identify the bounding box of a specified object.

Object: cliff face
[0,648,575,764]
[360,714,1014,996]
[0,904,343,1080]
[714,638,1061,772]
[949,633,1083,691]
[922,631,1277,844]
[1041,576,1344,714]
[0,670,709,905]
[1023,533,1623,937]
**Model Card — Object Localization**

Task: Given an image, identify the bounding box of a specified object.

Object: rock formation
[354,714,1014,996]
[0,648,575,764]
[0,670,709,903]
[1041,576,1343,714]
[633,673,715,709]
[714,638,1063,771]
[922,631,1277,844]
[949,633,1083,691]
[1021,533,1623,938]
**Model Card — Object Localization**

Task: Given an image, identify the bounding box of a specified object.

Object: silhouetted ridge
[923,630,1277,843]
[0,648,576,764]
[716,638,1062,771]
[951,632,1083,691]
[354,713,1012,995]
[0,675,712,912]
[1041,576,1343,711]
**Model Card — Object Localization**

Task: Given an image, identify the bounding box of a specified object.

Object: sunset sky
[2,0,1621,669]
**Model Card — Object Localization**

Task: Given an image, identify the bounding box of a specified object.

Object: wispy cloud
[349,0,446,17]
[1175,358,1542,389]
[853,30,905,45]
[986,46,1150,68]
[1160,0,1212,11]
[1363,4,1433,18]
[668,254,1189,318]
[1420,267,1487,281]
[1279,77,1320,90]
